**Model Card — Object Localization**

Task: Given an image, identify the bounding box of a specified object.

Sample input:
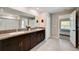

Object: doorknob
[19,41,23,47]
[72,30,76,31]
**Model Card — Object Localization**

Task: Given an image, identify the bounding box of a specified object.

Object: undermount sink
[35,28,42,31]
[8,31,25,35]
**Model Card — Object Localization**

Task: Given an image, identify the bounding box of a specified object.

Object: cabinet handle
[20,41,23,47]
[19,43,20,47]
[19,41,23,47]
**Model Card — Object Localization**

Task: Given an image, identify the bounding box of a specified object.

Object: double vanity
[0,28,45,51]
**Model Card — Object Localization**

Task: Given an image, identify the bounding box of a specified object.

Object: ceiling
[27,7,74,13]
[0,7,74,19]
[0,7,35,19]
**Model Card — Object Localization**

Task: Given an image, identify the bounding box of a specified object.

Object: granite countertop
[0,28,45,40]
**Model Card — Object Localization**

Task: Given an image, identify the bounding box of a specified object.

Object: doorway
[59,10,78,48]
[59,18,70,41]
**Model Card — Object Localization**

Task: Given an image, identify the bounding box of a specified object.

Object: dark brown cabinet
[30,32,37,48]
[2,36,20,51]
[40,30,45,41]
[21,34,31,51]
[0,30,45,51]
[36,32,41,43]
[30,30,45,49]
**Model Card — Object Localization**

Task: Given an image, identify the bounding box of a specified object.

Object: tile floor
[31,38,79,51]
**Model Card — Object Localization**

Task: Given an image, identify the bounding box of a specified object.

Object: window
[60,20,70,30]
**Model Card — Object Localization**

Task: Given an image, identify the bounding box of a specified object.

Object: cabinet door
[30,30,45,49]
[37,30,45,42]
[13,35,31,51]
[22,34,31,51]
[2,37,20,51]
[30,32,37,48]
[0,41,2,51]
[41,30,45,41]
[36,31,42,43]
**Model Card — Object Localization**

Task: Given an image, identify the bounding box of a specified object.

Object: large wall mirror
[0,17,35,30]
[0,7,36,31]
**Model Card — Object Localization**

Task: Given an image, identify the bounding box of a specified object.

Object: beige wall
[51,14,59,39]
[36,12,46,27]
[36,12,51,40]
[35,12,46,27]
[51,9,74,39]
[38,13,46,27]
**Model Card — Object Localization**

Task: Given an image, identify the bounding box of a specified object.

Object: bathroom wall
[45,13,51,40]
[36,12,50,40]
[38,13,46,27]
[34,12,46,28]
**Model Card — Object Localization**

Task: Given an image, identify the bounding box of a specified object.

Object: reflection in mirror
[0,16,36,31]
[0,7,36,31]
[20,17,36,29]
[0,18,20,31]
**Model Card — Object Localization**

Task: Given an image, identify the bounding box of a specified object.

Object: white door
[70,10,76,47]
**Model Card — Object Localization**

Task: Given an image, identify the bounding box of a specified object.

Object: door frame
[58,11,78,48]
[59,14,71,40]
[76,10,78,48]
[70,10,78,48]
